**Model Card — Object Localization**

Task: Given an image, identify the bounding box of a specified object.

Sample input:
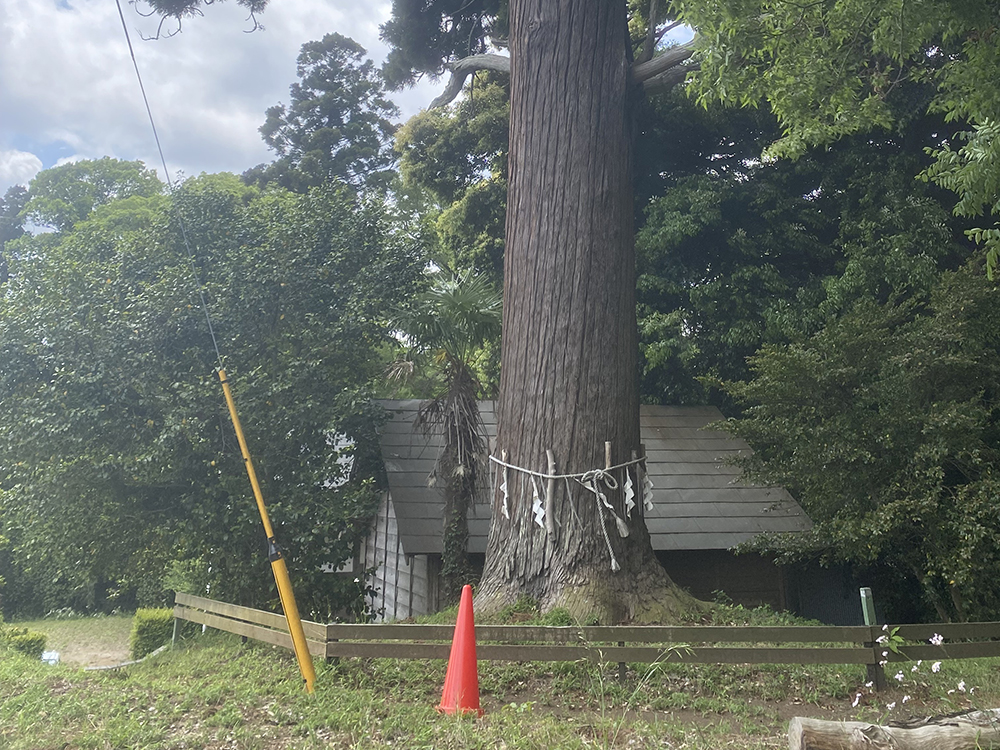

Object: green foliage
[396,75,509,283]
[723,267,1000,621]
[923,119,1000,279]
[0,624,46,659]
[393,270,502,370]
[130,608,174,659]
[492,594,541,623]
[162,559,210,597]
[380,0,507,89]
[22,157,163,231]
[0,161,426,619]
[0,185,27,282]
[539,608,574,627]
[247,34,400,193]
[678,0,1000,273]
[635,95,966,408]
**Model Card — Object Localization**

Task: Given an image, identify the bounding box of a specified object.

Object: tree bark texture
[477,0,697,622]
[789,712,1000,750]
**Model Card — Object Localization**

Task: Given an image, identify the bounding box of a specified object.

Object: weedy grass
[4,610,1000,749]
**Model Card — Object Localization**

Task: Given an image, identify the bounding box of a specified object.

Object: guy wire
[115,0,224,370]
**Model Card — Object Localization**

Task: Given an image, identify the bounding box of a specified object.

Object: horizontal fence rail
[173,593,1000,682]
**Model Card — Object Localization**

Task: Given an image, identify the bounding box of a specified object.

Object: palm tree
[390,270,501,597]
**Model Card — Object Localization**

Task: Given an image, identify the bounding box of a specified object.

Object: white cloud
[0,149,43,192]
[0,0,441,190]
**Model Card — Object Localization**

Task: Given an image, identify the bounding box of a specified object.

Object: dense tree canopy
[636,93,970,407]
[22,157,163,232]
[679,0,1000,276]
[0,163,424,619]
[725,267,1000,621]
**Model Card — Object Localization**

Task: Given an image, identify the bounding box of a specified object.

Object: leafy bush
[130,608,174,660]
[0,625,46,659]
[539,608,574,626]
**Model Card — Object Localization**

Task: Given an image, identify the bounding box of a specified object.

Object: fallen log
[789,711,1000,750]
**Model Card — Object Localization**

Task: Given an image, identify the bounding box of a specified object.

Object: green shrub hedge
[130,608,175,660]
[1,626,47,659]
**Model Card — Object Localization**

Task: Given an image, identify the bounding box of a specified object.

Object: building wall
[658,550,869,625]
[657,550,788,610]
[359,492,439,621]
[363,498,862,624]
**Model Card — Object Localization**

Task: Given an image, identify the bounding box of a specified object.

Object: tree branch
[427,41,694,110]
[636,0,660,65]
[632,40,696,84]
[429,54,511,108]
[640,62,698,96]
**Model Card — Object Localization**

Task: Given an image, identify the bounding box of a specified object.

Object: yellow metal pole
[217,368,317,694]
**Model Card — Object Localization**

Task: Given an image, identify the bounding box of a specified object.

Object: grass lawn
[2,622,999,749]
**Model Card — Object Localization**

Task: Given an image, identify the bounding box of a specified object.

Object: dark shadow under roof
[378,400,811,555]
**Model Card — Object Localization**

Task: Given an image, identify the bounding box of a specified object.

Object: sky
[0,0,439,196]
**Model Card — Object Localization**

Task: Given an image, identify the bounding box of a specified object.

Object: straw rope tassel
[531,477,545,528]
[500,449,510,519]
[624,467,636,520]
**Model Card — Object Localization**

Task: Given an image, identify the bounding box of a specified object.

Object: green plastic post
[860,587,886,691]
[860,587,876,627]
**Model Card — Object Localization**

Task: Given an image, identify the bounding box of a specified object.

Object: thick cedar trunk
[477,0,698,622]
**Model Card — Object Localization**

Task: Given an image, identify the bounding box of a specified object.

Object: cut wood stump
[789,711,1000,750]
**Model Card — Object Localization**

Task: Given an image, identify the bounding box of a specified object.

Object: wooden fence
[173,592,1000,684]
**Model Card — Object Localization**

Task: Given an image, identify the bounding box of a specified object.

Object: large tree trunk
[476,0,700,623]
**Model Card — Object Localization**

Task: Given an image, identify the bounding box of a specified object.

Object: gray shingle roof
[378,400,811,555]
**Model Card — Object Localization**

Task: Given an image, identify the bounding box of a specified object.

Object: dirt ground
[22,615,133,667]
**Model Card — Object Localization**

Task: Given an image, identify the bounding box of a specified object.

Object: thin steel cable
[115,0,224,370]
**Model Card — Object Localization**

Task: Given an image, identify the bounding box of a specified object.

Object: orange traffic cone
[437,584,483,716]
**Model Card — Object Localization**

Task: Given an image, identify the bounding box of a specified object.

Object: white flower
[932,661,942,673]
[882,650,889,658]
[930,633,944,646]
[865,681,874,689]
[876,635,888,644]
[354,577,360,583]
[853,693,862,708]
[902,695,911,703]
[886,702,896,710]
[894,671,905,682]
[879,660,888,667]
[958,680,966,692]
[882,624,889,631]
[916,660,923,666]
[911,665,920,672]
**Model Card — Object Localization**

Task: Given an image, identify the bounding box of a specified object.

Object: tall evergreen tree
[245,33,399,193]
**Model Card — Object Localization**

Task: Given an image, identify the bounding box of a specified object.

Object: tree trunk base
[789,711,1000,750]
[476,564,706,624]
